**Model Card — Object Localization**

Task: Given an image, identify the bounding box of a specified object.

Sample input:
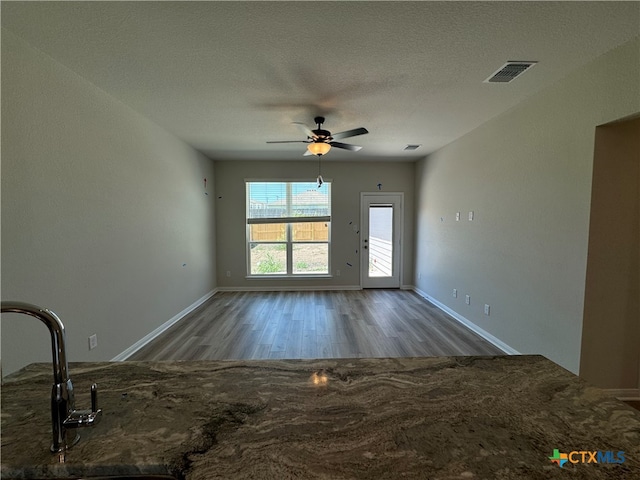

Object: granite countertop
[1,356,639,479]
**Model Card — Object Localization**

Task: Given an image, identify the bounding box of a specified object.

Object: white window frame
[246,180,332,278]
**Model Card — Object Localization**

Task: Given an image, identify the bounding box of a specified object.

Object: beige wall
[1,30,217,375]
[214,160,415,289]
[414,37,640,374]
[580,117,640,389]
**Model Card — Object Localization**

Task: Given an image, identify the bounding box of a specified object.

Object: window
[246,181,331,276]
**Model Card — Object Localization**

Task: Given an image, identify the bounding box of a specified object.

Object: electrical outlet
[88,334,98,350]
[452,288,457,298]
[465,295,471,305]
[418,272,422,280]
[455,212,461,221]
[484,304,490,315]
[226,271,231,277]
[336,269,341,276]
[468,211,474,221]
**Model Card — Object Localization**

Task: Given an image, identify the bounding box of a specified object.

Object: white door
[360,193,403,288]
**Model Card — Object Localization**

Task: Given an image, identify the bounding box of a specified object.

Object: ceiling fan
[267,116,368,157]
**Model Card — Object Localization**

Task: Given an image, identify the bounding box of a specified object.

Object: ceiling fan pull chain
[317,155,323,187]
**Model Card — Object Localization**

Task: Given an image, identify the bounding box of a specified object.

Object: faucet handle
[88,383,102,424]
[64,383,102,428]
[91,383,98,412]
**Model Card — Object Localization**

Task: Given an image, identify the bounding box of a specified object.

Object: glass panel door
[361,193,403,288]
[368,205,393,277]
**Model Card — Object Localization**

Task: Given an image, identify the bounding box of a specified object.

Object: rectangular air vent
[484,61,537,83]
[404,144,422,151]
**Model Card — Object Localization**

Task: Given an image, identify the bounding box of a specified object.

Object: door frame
[360,192,404,288]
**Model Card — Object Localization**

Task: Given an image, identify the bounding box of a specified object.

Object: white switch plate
[469,211,474,221]
[452,288,457,298]
[456,212,460,221]
[88,334,98,350]
[484,304,490,315]
[465,295,471,305]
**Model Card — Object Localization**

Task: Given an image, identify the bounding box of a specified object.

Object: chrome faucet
[1,301,102,453]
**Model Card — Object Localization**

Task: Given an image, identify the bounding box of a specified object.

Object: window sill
[246,274,333,280]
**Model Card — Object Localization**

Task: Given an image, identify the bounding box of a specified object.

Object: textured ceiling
[2,1,639,162]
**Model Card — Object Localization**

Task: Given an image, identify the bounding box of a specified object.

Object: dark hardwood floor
[128,290,503,361]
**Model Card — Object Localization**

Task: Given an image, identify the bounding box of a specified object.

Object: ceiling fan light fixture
[308,142,331,156]
[268,117,367,155]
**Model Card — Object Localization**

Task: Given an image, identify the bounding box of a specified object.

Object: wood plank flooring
[128,290,503,361]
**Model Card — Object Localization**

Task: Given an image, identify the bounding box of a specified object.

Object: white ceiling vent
[404,144,422,151]
[484,61,537,83]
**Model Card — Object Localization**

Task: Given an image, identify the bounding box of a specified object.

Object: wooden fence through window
[250,223,329,242]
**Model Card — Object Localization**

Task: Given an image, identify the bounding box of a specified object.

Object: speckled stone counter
[2,356,639,479]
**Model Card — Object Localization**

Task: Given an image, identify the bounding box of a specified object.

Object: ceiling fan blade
[292,122,314,138]
[331,127,369,140]
[329,141,363,151]
[266,140,310,144]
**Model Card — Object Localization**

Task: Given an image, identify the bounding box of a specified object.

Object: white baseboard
[412,287,520,355]
[217,285,362,292]
[219,285,412,292]
[111,289,218,361]
[605,388,640,401]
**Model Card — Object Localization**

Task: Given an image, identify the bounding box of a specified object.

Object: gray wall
[1,30,217,376]
[414,37,640,375]
[214,160,415,289]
